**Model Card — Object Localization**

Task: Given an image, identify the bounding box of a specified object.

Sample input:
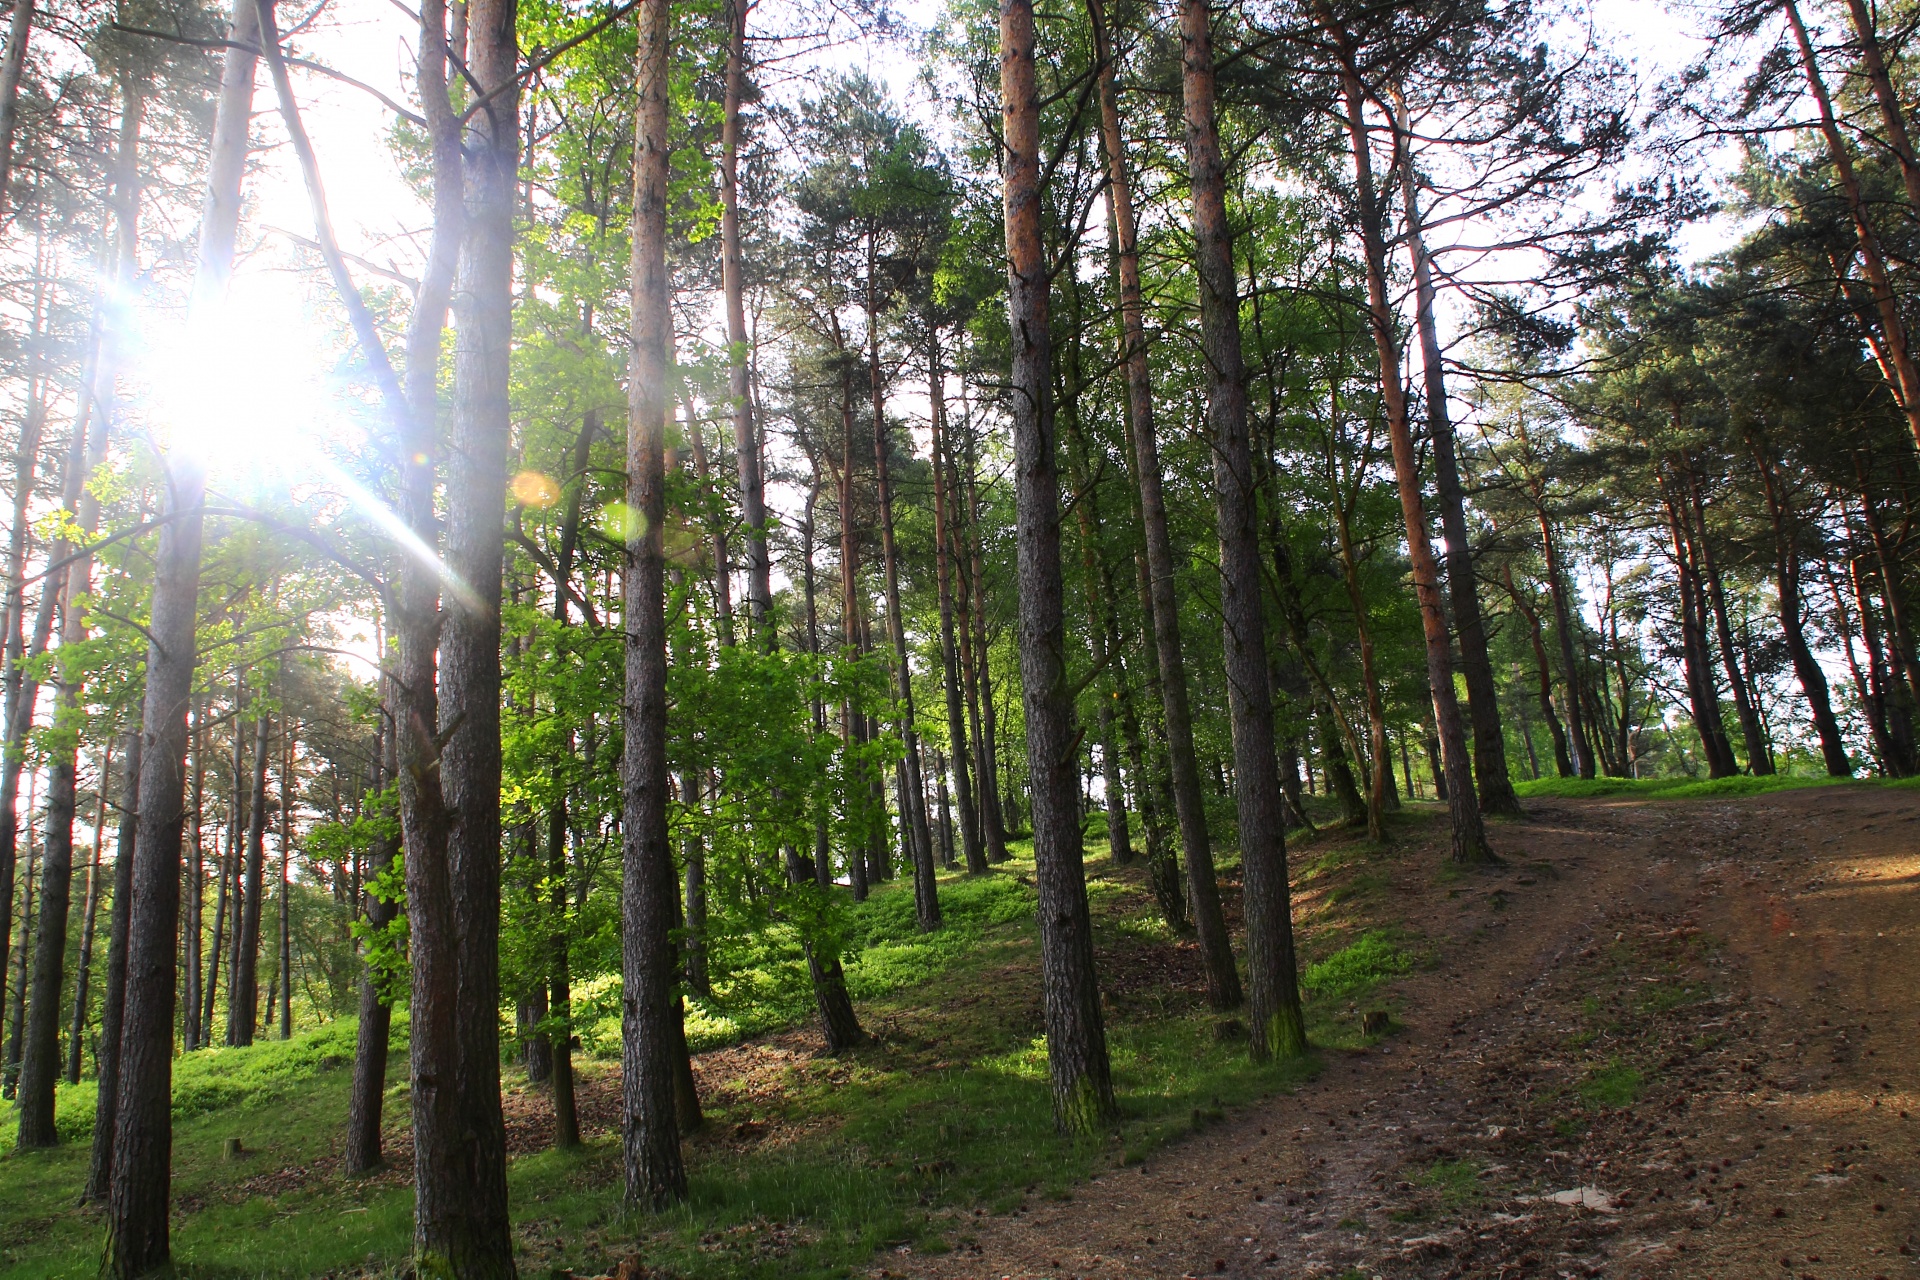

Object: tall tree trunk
[720,0,769,640]
[834,364,874,901]
[1001,0,1117,1132]
[201,713,234,1044]
[1324,388,1388,842]
[1535,505,1596,779]
[183,706,204,1050]
[1392,97,1519,816]
[1324,22,1491,862]
[1175,0,1313,1059]
[1689,472,1772,773]
[547,792,579,1148]
[1090,0,1236,999]
[67,751,106,1083]
[1505,571,1566,782]
[1061,279,1134,868]
[1750,444,1852,775]
[229,708,270,1046]
[0,340,54,1066]
[1116,567,1186,931]
[623,0,689,1209]
[276,725,293,1038]
[1656,471,1738,777]
[684,398,735,644]
[1840,0,1920,210]
[1319,705,1368,826]
[83,733,137,1202]
[929,332,986,875]
[935,756,955,865]
[17,365,112,1142]
[801,490,836,889]
[389,0,468,1257]
[867,268,938,930]
[345,710,399,1176]
[431,0,519,1259]
[0,0,35,217]
[389,0,476,1258]
[6,783,38,1094]
[961,415,1011,861]
[107,0,253,1260]
[1784,0,1920,454]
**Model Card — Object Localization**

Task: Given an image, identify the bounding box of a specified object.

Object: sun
[138,273,344,483]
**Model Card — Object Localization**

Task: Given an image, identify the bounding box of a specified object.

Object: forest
[0,0,1916,1271]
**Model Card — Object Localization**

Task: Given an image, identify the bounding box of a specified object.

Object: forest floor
[1,781,1916,1279]
[901,783,1920,1280]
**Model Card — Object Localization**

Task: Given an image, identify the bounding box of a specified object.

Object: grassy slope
[1514,772,1919,800]
[0,819,1418,1279]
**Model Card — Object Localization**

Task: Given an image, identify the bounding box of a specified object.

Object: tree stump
[1362,1010,1390,1037]
[222,1137,243,1160]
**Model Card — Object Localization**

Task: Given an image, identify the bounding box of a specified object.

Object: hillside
[7,781,1915,1278]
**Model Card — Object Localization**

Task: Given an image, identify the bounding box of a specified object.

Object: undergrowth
[1513,774,1882,800]
[1,823,1424,1279]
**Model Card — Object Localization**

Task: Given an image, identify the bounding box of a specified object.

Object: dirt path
[894,786,1920,1280]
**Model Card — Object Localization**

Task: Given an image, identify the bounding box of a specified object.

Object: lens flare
[512,470,561,508]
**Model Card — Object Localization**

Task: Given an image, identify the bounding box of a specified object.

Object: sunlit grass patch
[1303,928,1417,1001]
[1579,1059,1646,1108]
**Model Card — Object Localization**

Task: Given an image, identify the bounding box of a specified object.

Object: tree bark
[228,708,270,1046]
[961,414,1011,862]
[345,711,399,1176]
[428,0,519,1261]
[276,724,293,1038]
[929,332,986,875]
[1840,0,1920,211]
[16,379,109,1143]
[1534,506,1596,779]
[107,0,253,1259]
[547,793,579,1148]
[0,0,35,218]
[1689,471,1772,773]
[1061,277,1134,869]
[67,752,106,1083]
[184,706,204,1050]
[1503,564,1574,777]
[1324,387,1389,842]
[0,371,54,1072]
[1002,0,1118,1132]
[83,733,137,1203]
[721,0,770,640]
[1090,0,1236,999]
[1750,443,1851,775]
[1784,0,1920,454]
[392,0,478,1260]
[5,779,38,1094]
[1323,17,1490,861]
[1656,470,1738,777]
[623,0,689,1209]
[1392,98,1519,816]
[867,268,938,929]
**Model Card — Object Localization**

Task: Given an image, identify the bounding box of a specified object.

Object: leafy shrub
[1302,930,1414,1001]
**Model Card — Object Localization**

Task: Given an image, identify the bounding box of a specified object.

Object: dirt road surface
[893,786,1920,1280]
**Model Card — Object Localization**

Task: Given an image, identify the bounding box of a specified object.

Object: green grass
[5,836,1394,1280]
[1302,929,1415,1001]
[1578,1059,1646,1108]
[1514,773,1873,800]
[1417,1157,1483,1208]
